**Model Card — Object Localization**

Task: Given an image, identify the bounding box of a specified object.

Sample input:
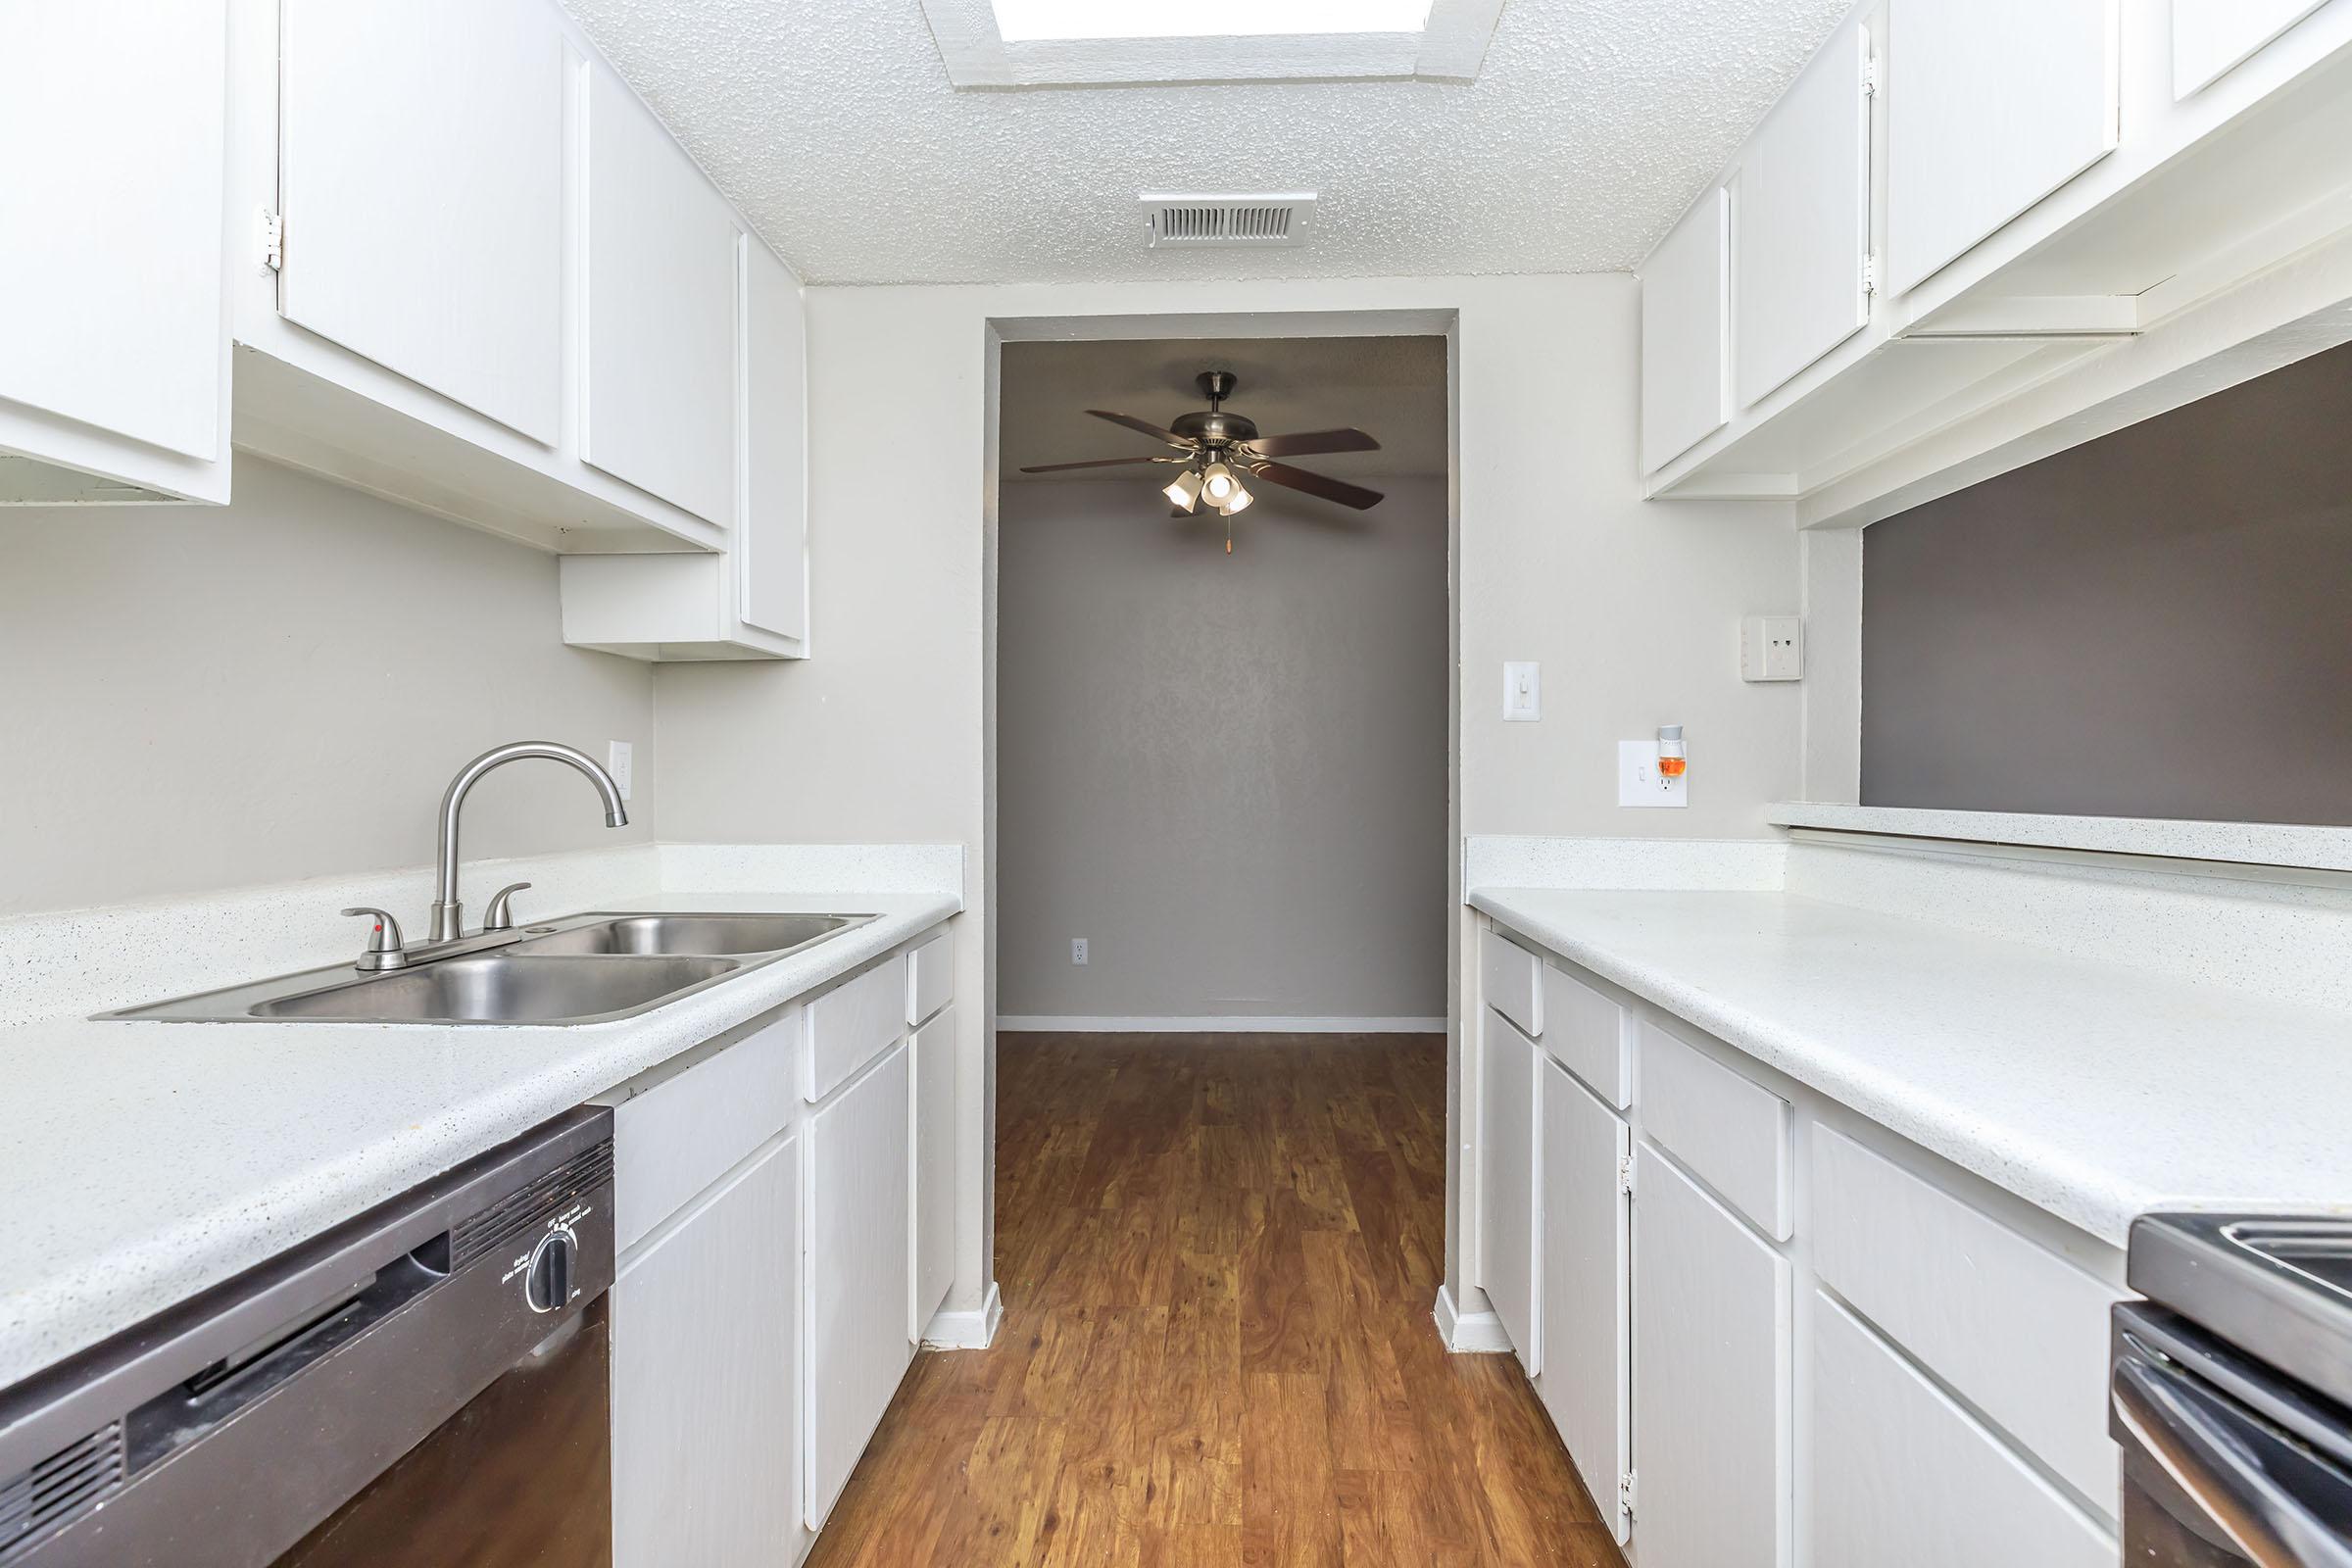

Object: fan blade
[1247,461,1385,511]
[1086,409,1195,451]
[1243,426,1381,459]
[1018,456,1172,473]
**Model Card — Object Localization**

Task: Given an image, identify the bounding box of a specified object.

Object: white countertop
[0,889,957,1391]
[1470,885,2352,1249]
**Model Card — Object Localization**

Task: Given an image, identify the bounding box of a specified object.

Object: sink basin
[508,913,859,957]
[248,955,740,1024]
[100,907,880,1024]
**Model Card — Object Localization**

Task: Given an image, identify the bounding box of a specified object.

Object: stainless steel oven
[2115,1213,2352,1568]
[0,1108,613,1567]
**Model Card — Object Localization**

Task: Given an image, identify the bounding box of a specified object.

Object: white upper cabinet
[0,0,229,503]
[277,0,565,444]
[2173,0,2329,97]
[742,238,810,640]
[1886,0,2120,297]
[1638,189,1730,474]
[583,68,739,527]
[1733,19,1873,409]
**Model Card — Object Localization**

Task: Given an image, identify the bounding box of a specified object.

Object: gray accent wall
[995,474,1449,1022]
[1862,339,2352,825]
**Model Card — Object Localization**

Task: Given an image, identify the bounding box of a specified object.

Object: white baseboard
[921,1280,1003,1350]
[1433,1284,1513,1353]
[995,1014,1446,1034]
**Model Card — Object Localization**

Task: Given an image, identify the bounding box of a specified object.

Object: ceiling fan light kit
[1017,369,1387,551]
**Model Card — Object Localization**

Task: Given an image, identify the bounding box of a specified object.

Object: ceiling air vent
[1142,193,1317,250]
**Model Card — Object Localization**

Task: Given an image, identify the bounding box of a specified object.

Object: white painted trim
[1769,803,2352,876]
[995,1015,1446,1034]
[921,1280,1004,1350]
[1434,1284,1513,1353]
[916,0,1502,85]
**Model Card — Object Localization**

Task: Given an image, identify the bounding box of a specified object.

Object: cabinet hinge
[1617,1152,1636,1197]
[1619,1469,1638,1519]
[1861,251,1880,297]
[260,208,285,273]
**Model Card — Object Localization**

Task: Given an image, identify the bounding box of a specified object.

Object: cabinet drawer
[1541,962,1628,1108]
[806,955,908,1103]
[1480,927,1542,1038]
[612,1010,798,1254]
[1639,1023,1791,1239]
[907,930,951,1027]
[1812,1294,2113,1567]
[1812,1128,2120,1509]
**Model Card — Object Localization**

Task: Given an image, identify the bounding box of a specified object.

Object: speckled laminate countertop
[1471,885,2352,1250]
[0,889,957,1391]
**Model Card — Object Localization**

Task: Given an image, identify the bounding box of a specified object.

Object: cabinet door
[742,239,808,640]
[1734,20,1872,408]
[1632,1147,1790,1568]
[1887,0,2119,297]
[2174,0,2328,98]
[612,1134,800,1568]
[911,1005,956,1342]
[0,0,227,490]
[1537,1058,1631,1543]
[279,0,564,443]
[1811,1295,2114,1567]
[583,66,739,526]
[1639,187,1730,474]
[1479,1011,1539,1374]
[807,1040,913,1530]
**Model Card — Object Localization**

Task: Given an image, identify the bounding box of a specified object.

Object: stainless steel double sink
[103,912,877,1026]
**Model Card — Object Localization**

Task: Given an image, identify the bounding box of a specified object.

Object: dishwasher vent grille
[0,1421,123,1561]
[450,1140,614,1268]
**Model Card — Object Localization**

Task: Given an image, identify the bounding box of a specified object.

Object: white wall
[0,457,657,916]
[996,475,1448,1025]
[653,271,1802,1327]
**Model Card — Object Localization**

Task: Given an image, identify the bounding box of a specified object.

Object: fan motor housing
[1168,410,1258,447]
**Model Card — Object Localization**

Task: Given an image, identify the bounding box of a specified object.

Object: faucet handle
[482,882,534,932]
[342,907,411,972]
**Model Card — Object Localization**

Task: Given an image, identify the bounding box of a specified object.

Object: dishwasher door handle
[2116,1345,2352,1568]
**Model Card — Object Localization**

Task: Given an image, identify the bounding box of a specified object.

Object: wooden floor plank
[806,1033,1624,1568]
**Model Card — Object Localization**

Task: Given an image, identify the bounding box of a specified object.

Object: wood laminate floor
[805,1033,1624,1567]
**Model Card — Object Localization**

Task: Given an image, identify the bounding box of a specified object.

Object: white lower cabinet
[612,1134,801,1567]
[806,1039,914,1530]
[1811,1294,2113,1568]
[1478,1010,1540,1373]
[1535,1056,1631,1543]
[1631,1145,1791,1568]
[911,1004,956,1342]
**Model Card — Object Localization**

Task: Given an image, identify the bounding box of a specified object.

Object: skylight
[990,0,1435,42]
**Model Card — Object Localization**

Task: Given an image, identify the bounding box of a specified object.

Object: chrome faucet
[428,742,628,943]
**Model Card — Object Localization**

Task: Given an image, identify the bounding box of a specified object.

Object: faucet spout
[430,741,628,943]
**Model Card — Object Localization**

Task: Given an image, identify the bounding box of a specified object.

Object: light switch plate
[1619,740,1688,808]
[607,740,634,802]
[1502,662,1541,721]
[1740,615,1804,681]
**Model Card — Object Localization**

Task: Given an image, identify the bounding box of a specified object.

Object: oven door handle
[2116,1347,2352,1568]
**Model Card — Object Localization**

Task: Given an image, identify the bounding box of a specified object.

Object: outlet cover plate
[1618,740,1688,808]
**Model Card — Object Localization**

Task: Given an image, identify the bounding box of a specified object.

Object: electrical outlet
[1740,615,1804,682]
[1618,740,1688,808]
[1071,937,1089,965]
[1502,662,1541,721]
[607,740,634,802]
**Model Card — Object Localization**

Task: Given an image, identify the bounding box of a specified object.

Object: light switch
[607,740,634,802]
[1618,740,1689,808]
[1502,662,1541,722]
[1740,615,1804,682]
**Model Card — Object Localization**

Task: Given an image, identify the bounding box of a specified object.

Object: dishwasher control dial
[524,1227,577,1313]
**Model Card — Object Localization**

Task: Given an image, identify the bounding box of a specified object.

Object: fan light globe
[1163,467,1202,512]
[1220,481,1254,516]
[1200,460,1238,504]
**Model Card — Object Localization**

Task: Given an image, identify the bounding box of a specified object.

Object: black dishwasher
[0,1108,614,1568]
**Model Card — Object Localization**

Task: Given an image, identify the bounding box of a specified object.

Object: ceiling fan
[1018,370,1384,549]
